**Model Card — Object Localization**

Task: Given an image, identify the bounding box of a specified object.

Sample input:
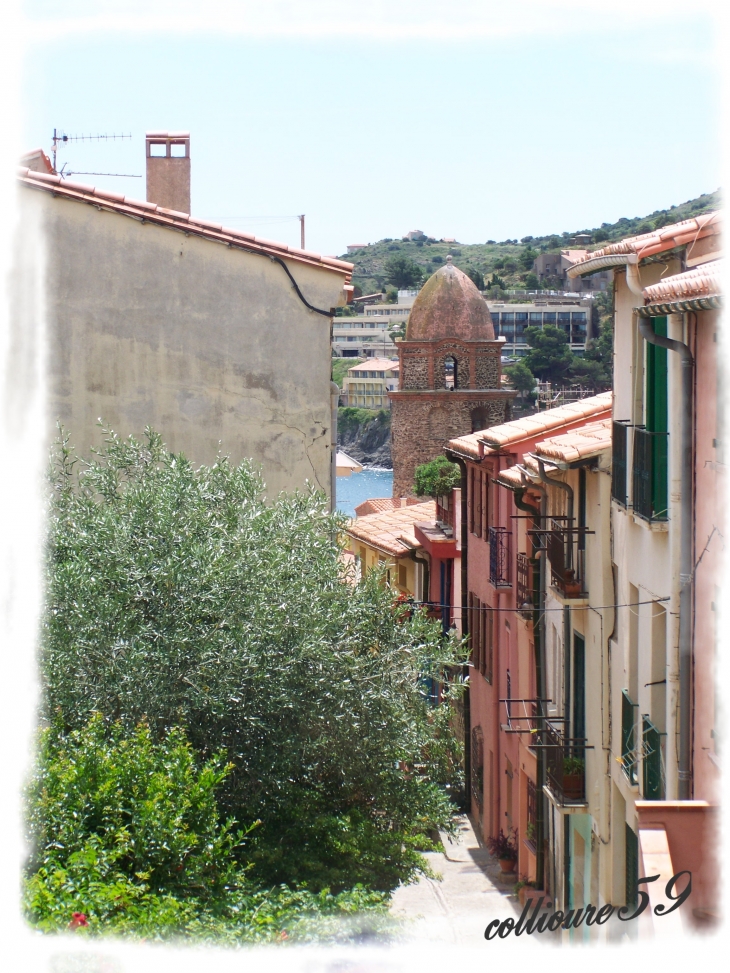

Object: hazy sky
[20,1,722,256]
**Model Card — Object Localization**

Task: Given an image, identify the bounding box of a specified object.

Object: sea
[336,468,393,518]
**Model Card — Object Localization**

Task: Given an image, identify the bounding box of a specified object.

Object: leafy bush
[41,428,465,893]
[384,255,424,289]
[24,715,390,943]
[413,456,461,499]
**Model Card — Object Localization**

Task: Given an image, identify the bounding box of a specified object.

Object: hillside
[340,190,720,295]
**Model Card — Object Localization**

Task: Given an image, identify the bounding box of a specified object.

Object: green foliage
[384,254,424,289]
[27,715,243,902]
[42,428,465,894]
[519,247,538,271]
[485,829,518,861]
[332,357,363,388]
[522,272,539,289]
[414,455,461,499]
[505,361,536,399]
[337,406,390,436]
[24,715,390,943]
[563,756,585,775]
[523,325,574,386]
[465,267,484,290]
[570,319,613,392]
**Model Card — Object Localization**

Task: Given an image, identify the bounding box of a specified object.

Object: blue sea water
[336,468,393,518]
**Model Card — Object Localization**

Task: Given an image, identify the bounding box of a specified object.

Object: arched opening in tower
[444,355,457,390]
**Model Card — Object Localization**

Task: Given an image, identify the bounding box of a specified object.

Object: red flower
[69,912,89,930]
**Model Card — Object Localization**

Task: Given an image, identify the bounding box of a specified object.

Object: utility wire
[409,598,669,613]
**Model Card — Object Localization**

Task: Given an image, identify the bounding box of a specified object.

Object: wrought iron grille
[621,690,639,785]
[544,721,586,805]
[632,427,668,521]
[612,420,629,505]
[547,519,584,596]
[642,716,665,800]
[516,553,535,618]
[488,527,511,587]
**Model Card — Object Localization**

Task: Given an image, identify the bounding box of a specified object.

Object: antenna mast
[51,130,133,176]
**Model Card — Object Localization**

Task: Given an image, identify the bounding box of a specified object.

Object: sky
[17,1,723,257]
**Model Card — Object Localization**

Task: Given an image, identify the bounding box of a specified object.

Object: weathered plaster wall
[35,190,346,498]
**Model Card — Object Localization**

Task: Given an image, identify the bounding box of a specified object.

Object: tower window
[444,355,457,390]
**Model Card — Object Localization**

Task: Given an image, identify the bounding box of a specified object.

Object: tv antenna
[52,129,138,179]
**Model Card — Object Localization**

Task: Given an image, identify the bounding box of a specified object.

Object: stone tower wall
[391,393,510,497]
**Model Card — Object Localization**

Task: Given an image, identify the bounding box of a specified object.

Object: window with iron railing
[488,527,511,587]
[621,690,639,785]
[632,427,668,521]
[544,721,586,805]
[516,553,536,618]
[547,519,585,597]
[612,420,629,505]
[642,716,665,800]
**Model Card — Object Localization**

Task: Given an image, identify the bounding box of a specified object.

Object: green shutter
[625,824,639,907]
[645,316,668,517]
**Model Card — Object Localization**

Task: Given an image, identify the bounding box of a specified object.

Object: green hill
[340,190,720,295]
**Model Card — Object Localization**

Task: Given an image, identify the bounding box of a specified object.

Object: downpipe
[448,453,471,809]
[330,381,339,513]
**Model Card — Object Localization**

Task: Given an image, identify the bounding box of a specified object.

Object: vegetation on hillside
[30,427,466,941]
[332,357,363,388]
[339,190,720,295]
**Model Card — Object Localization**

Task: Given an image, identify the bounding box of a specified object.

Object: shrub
[41,428,466,892]
[413,456,461,499]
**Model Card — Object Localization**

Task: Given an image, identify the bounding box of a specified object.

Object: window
[468,592,492,682]
[474,469,483,537]
[515,313,528,333]
[398,563,408,589]
[529,313,543,326]
[544,312,556,325]
[444,355,457,389]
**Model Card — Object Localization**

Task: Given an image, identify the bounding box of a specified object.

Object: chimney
[145,131,190,214]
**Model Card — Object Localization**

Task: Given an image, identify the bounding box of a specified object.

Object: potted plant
[562,568,582,598]
[486,828,518,873]
[563,755,585,800]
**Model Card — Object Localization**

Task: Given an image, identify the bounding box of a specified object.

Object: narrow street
[389,815,520,947]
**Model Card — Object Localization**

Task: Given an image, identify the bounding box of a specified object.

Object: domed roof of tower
[406,256,495,341]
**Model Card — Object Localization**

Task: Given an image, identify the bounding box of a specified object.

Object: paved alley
[389,815,521,947]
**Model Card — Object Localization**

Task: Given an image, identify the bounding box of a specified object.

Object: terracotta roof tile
[347,358,399,373]
[354,497,421,517]
[345,501,436,557]
[447,392,612,458]
[569,212,721,275]
[642,260,722,305]
[17,167,354,281]
[533,417,612,464]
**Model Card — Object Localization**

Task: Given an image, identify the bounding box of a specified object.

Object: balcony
[488,527,511,587]
[632,427,668,522]
[544,721,587,805]
[516,553,536,618]
[546,519,586,597]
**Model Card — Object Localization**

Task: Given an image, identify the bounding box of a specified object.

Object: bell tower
[389,257,515,497]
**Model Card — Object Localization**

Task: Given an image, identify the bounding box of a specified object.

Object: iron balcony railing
[621,690,639,785]
[488,527,512,587]
[642,716,665,800]
[632,426,669,521]
[544,721,586,805]
[547,519,586,597]
[516,553,536,618]
[612,420,629,505]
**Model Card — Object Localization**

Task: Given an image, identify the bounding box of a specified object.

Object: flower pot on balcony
[562,773,584,801]
[499,858,516,874]
[563,581,582,598]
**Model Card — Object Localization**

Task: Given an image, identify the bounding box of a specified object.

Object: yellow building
[345,500,435,599]
[342,358,400,409]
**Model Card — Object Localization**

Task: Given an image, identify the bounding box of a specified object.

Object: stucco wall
[33,189,346,498]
